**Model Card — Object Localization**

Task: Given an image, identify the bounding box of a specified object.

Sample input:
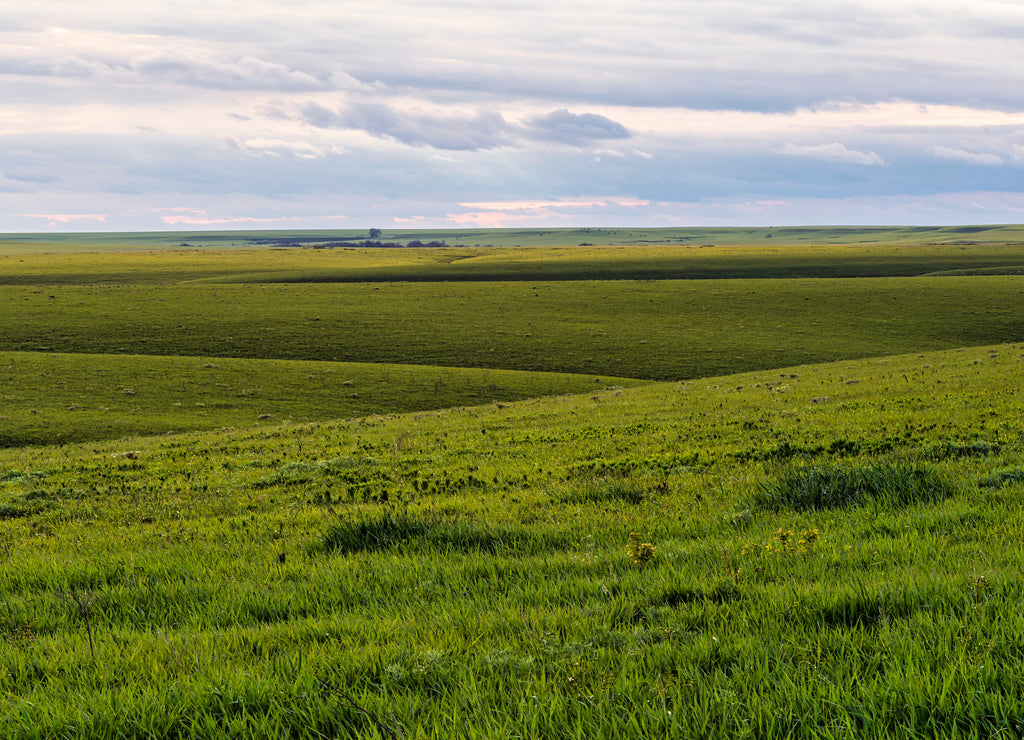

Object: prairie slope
[1,344,1023,737]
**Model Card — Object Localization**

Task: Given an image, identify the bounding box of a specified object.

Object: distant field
[3,223,1024,255]
[1,276,1023,381]
[4,241,1024,286]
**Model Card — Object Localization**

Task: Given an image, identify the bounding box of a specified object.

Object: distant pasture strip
[1,276,1023,380]
[5,242,1024,284]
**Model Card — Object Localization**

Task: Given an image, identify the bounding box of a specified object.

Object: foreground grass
[0,351,643,447]
[2,343,1024,737]
[3,276,1024,380]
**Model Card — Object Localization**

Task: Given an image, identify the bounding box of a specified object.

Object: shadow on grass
[319,510,564,556]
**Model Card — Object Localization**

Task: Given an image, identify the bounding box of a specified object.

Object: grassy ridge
[3,223,1024,254]
[2,344,1023,737]
[0,352,644,447]
[2,276,1023,380]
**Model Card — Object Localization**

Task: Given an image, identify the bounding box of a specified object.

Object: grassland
[0,352,645,448]
[2,231,1024,737]
[1,277,1023,381]
[3,345,1024,737]
[4,238,1024,284]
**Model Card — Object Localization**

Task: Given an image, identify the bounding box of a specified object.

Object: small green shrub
[626,532,656,566]
[753,461,956,511]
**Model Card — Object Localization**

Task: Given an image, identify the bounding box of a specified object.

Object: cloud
[0,44,333,92]
[928,146,1003,166]
[446,210,540,228]
[298,102,630,150]
[223,137,345,159]
[7,2,1024,231]
[3,171,61,183]
[446,196,651,227]
[22,213,107,226]
[10,1,1024,113]
[300,101,512,150]
[157,208,303,225]
[781,143,885,166]
[131,54,329,91]
[460,197,649,211]
[523,109,629,144]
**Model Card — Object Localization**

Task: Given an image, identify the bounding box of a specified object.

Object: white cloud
[928,146,1003,166]
[224,137,345,159]
[22,212,107,226]
[458,197,649,211]
[781,142,885,166]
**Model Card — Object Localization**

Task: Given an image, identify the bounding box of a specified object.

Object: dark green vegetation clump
[753,462,956,510]
[4,235,1024,738]
[979,465,1024,488]
[320,510,564,555]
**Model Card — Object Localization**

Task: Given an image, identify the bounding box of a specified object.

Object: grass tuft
[753,461,956,511]
[319,510,561,555]
[550,477,649,505]
[979,465,1024,488]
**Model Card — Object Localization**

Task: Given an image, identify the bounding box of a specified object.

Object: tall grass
[752,462,957,511]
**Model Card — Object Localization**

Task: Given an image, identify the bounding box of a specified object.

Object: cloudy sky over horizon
[3,0,1024,231]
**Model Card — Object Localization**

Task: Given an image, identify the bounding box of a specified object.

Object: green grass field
[4,238,1024,283]
[1,277,1023,380]
[2,231,1024,737]
[0,352,646,448]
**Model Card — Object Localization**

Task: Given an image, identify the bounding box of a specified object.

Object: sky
[2,0,1024,231]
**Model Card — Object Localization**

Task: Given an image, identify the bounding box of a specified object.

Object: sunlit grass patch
[752,461,957,511]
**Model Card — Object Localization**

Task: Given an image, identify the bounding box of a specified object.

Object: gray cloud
[301,102,512,150]
[524,110,629,144]
[3,171,62,184]
[299,102,630,150]
[0,50,331,92]
[132,54,329,91]
[8,2,1024,110]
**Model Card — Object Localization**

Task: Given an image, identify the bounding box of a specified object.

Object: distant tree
[368,228,383,239]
